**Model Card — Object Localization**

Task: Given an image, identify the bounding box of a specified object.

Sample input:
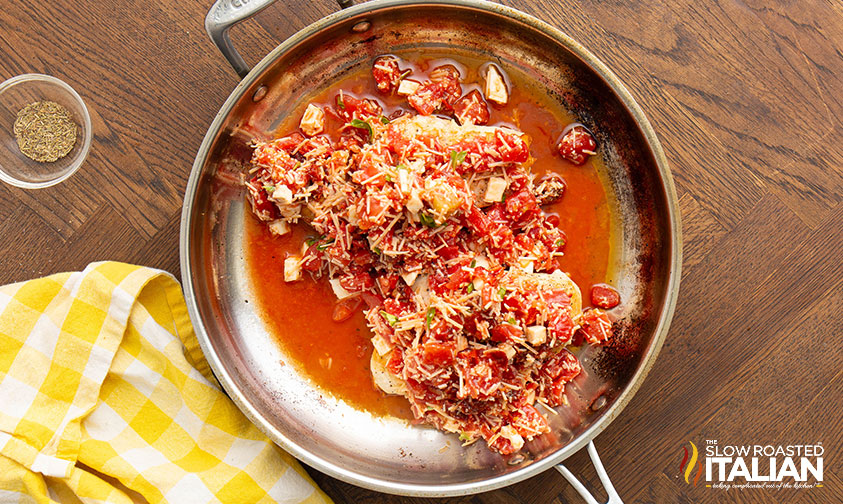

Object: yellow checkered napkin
[0,262,333,504]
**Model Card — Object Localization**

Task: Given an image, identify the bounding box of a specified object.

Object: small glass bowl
[0,74,92,189]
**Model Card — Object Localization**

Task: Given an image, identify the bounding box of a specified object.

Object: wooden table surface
[2,1,841,503]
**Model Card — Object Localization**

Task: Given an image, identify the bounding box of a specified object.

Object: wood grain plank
[0,207,65,283]
[628,472,694,504]
[677,191,729,269]
[757,124,843,229]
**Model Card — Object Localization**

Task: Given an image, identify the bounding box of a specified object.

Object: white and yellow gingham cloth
[0,262,332,504]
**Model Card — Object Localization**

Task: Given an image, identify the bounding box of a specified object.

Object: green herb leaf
[349,118,373,141]
[384,174,393,182]
[498,286,507,299]
[470,259,477,268]
[380,115,390,125]
[396,163,407,171]
[459,432,472,442]
[450,150,468,168]
[419,212,437,228]
[507,316,517,325]
[426,307,436,328]
[555,238,566,247]
[262,184,275,193]
[380,310,399,327]
[466,282,474,294]
[316,239,335,251]
[305,236,318,246]
[372,247,382,255]
[337,93,345,110]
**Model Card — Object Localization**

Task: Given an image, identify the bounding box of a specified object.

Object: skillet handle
[555,441,624,504]
[205,0,353,78]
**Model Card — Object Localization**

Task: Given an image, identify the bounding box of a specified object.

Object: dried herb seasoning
[13,101,78,163]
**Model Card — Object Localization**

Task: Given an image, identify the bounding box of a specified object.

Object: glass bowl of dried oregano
[0,74,92,189]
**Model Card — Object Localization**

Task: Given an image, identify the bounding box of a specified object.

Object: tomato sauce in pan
[244,54,614,418]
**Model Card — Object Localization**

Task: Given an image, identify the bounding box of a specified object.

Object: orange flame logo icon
[679,441,703,486]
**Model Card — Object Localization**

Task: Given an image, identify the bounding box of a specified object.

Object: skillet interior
[181,0,679,495]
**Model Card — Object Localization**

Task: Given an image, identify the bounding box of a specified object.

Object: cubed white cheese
[517,257,534,273]
[299,103,325,137]
[401,270,419,287]
[329,278,352,299]
[472,255,490,270]
[526,325,547,346]
[272,184,294,205]
[498,425,524,451]
[371,333,393,356]
[500,343,516,360]
[484,176,507,203]
[412,274,430,305]
[397,167,412,195]
[283,256,302,282]
[268,219,290,236]
[485,65,509,105]
[406,188,424,214]
[397,79,421,96]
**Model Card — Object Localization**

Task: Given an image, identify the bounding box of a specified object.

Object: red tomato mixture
[244,55,621,455]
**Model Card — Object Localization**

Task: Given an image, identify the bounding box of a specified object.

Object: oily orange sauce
[245,54,613,418]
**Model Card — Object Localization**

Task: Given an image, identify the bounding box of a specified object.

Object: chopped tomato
[372,56,402,94]
[422,341,456,367]
[491,323,522,343]
[408,81,444,115]
[335,93,382,122]
[542,348,581,382]
[377,274,399,295]
[453,90,490,125]
[591,284,620,309]
[548,311,574,343]
[339,271,375,292]
[557,125,597,165]
[579,308,613,344]
[332,297,362,322]
[495,130,529,163]
[429,64,462,110]
[246,178,279,221]
[505,189,539,223]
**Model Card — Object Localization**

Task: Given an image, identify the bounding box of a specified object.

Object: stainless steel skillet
[180,0,682,500]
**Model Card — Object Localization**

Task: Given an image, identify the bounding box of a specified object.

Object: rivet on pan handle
[205,0,353,78]
[555,441,624,504]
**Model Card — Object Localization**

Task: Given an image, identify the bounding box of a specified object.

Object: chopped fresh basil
[380,115,390,125]
[349,118,373,141]
[470,259,477,268]
[337,93,345,110]
[380,310,398,326]
[419,212,437,228]
[262,184,275,193]
[426,307,436,328]
[316,239,335,251]
[450,150,468,168]
[466,282,474,294]
[498,286,507,299]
